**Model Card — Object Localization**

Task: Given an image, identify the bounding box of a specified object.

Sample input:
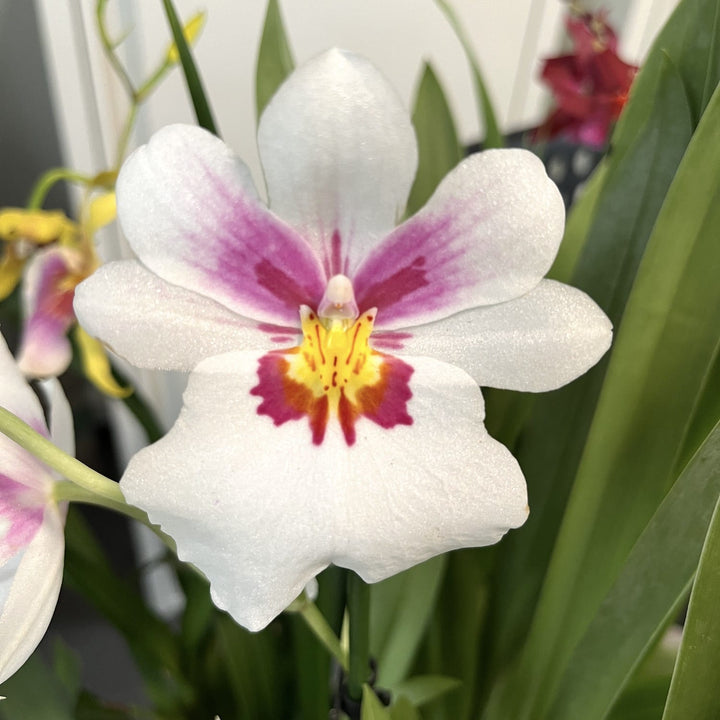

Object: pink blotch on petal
[0,474,45,565]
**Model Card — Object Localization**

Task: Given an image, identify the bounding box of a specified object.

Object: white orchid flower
[0,332,70,683]
[74,49,612,631]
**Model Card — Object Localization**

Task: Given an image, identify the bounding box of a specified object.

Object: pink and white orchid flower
[74,49,612,631]
[0,332,70,684]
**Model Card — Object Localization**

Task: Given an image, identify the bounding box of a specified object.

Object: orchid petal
[16,247,80,378]
[353,149,566,330]
[121,351,527,631]
[257,49,418,277]
[116,124,326,326]
[0,505,64,684]
[39,378,75,457]
[375,280,612,392]
[0,331,47,432]
[74,260,300,372]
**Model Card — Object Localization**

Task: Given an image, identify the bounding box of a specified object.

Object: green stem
[53,481,176,550]
[293,597,349,671]
[96,0,137,100]
[0,406,123,501]
[114,101,139,169]
[347,571,371,700]
[27,168,95,209]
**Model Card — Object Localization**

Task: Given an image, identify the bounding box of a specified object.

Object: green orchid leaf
[370,556,446,686]
[63,509,190,713]
[160,0,218,135]
[433,0,503,148]
[662,493,720,719]
[390,695,422,720]
[0,655,76,720]
[406,62,463,217]
[362,684,393,720]
[486,62,720,720]
[484,0,718,699]
[548,159,608,284]
[255,0,294,120]
[546,417,720,720]
[389,675,461,708]
[416,547,495,719]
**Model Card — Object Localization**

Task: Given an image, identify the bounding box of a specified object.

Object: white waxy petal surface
[376,280,613,392]
[74,260,301,372]
[258,49,418,276]
[354,150,566,330]
[0,505,65,684]
[116,124,326,326]
[121,351,527,631]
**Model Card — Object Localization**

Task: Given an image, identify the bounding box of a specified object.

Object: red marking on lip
[251,349,414,446]
[251,350,329,445]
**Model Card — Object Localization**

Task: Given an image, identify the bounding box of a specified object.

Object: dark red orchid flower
[535,9,638,147]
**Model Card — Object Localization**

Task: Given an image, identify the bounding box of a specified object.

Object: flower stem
[293,597,349,671]
[27,168,95,210]
[347,571,371,701]
[0,406,122,501]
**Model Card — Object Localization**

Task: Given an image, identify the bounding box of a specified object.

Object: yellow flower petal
[166,11,206,63]
[74,326,133,399]
[0,246,24,300]
[0,208,76,245]
[85,192,117,235]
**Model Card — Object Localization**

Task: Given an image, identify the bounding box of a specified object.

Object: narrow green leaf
[547,159,608,284]
[160,0,218,135]
[362,684,393,720]
[486,50,693,690]
[485,0,717,695]
[0,655,76,720]
[390,695,422,720]
[255,0,294,120]
[370,556,446,686]
[433,0,503,148]
[406,63,463,216]
[662,493,720,719]
[63,509,189,711]
[546,417,720,720]
[390,675,461,708]
[489,74,720,720]
[418,548,494,720]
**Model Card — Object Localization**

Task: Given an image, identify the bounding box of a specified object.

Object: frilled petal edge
[120,349,527,631]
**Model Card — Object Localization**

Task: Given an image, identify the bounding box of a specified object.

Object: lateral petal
[116,124,326,325]
[374,280,612,392]
[0,505,64,684]
[74,260,300,372]
[354,149,565,329]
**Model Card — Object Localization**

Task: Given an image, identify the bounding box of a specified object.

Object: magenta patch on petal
[371,331,413,351]
[18,250,77,376]
[191,163,327,324]
[353,211,483,328]
[0,473,44,565]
